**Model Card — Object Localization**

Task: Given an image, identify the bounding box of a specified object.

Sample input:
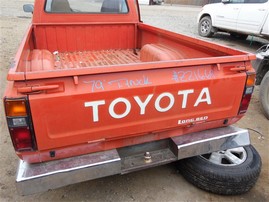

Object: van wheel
[260,71,269,119]
[177,145,261,195]
[198,16,214,37]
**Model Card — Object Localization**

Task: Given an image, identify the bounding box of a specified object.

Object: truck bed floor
[54,49,141,69]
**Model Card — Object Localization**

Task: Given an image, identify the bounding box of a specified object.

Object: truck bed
[9,23,255,81]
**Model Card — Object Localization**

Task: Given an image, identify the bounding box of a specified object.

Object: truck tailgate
[27,62,247,153]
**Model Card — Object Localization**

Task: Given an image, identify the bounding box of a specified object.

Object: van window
[230,0,244,3]
[244,0,268,3]
[45,0,129,13]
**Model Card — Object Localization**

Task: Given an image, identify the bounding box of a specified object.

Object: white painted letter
[155,93,175,112]
[134,94,154,115]
[85,100,105,122]
[109,98,131,119]
[178,89,194,108]
[194,87,212,107]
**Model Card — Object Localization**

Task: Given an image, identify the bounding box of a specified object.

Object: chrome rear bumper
[16,126,250,195]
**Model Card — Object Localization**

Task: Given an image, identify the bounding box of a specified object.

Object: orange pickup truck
[3,0,261,196]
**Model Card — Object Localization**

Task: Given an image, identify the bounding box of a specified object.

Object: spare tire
[177,145,262,195]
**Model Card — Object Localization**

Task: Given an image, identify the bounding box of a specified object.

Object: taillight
[5,99,27,116]
[238,73,255,114]
[10,127,32,149]
[4,97,37,152]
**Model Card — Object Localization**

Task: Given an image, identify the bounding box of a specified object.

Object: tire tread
[259,71,269,119]
[177,145,262,195]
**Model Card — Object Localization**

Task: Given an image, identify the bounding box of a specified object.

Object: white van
[197,0,269,39]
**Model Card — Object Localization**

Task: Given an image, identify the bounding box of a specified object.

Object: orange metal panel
[34,24,136,52]
[26,63,246,154]
[33,26,48,50]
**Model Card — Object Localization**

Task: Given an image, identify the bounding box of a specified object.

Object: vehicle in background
[252,44,269,119]
[209,0,221,3]
[138,0,163,5]
[197,0,269,40]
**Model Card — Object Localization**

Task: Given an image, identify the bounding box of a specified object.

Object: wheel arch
[199,13,218,28]
[199,14,211,23]
[256,64,269,85]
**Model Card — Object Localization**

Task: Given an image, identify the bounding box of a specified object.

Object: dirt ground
[0,1,268,201]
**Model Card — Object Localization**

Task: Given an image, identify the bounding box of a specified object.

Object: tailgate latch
[17,84,61,94]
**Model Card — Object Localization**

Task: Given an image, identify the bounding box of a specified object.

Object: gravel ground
[0,1,268,201]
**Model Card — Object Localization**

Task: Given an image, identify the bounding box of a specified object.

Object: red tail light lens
[239,94,252,114]
[10,127,33,151]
